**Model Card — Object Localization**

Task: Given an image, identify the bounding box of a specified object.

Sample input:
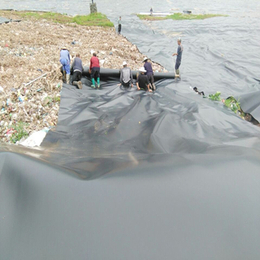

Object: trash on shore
[0,13,165,144]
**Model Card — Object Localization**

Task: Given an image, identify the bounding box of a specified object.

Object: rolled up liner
[82,66,175,80]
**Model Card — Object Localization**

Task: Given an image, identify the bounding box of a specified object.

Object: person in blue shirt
[60,47,71,84]
[172,38,183,77]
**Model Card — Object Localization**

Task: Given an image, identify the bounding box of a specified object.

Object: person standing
[71,53,83,89]
[60,46,71,84]
[118,16,122,35]
[119,61,133,89]
[172,38,183,77]
[136,67,152,92]
[150,7,153,16]
[89,52,100,89]
[143,57,156,91]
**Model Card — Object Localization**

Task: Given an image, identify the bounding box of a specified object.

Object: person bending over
[136,67,152,92]
[71,54,83,89]
[59,46,71,84]
[120,61,133,89]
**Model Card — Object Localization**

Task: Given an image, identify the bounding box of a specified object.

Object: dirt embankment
[0,11,165,144]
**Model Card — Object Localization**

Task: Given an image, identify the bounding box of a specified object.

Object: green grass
[209,91,222,101]
[137,14,167,21]
[10,122,29,144]
[9,11,114,27]
[137,13,227,21]
[167,13,227,20]
[43,96,60,106]
[72,13,114,27]
[224,96,242,114]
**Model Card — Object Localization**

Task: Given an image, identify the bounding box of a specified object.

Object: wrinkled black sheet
[2,71,260,259]
[1,147,260,260]
[238,91,260,121]
[1,4,260,259]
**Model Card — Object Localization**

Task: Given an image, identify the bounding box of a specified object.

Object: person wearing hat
[71,53,83,89]
[143,57,156,91]
[89,52,100,88]
[136,67,152,92]
[60,46,71,84]
[172,38,183,77]
[119,61,133,89]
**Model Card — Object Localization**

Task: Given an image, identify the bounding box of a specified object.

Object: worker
[59,46,71,84]
[118,16,122,34]
[119,61,133,89]
[136,67,152,92]
[172,38,183,77]
[71,54,83,89]
[143,57,156,91]
[89,52,100,89]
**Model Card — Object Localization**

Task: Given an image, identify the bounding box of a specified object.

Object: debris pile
[0,12,166,144]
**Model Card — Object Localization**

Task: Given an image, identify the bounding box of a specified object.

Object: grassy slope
[0,10,114,27]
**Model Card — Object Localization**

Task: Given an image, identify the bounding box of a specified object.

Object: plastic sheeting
[82,67,175,80]
[1,2,260,259]
[238,91,260,122]
[1,148,260,260]
[1,70,260,259]
[0,16,10,24]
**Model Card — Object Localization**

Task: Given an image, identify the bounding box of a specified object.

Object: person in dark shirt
[71,54,83,89]
[172,38,183,77]
[89,52,100,88]
[118,16,122,35]
[136,67,152,92]
[143,57,156,91]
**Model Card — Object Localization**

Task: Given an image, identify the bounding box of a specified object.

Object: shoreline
[0,10,166,144]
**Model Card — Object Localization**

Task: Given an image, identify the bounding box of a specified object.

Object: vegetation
[72,13,113,27]
[0,10,114,27]
[43,96,60,106]
[10,122,29,144]
[208,92,244,116]
[209,92,222,101]
[166,13,227,20]
[224,96,242,114]
[137,13,227,21]
[137,14,167,21]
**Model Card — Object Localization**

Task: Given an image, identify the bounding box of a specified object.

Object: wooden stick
[23,73,48,87]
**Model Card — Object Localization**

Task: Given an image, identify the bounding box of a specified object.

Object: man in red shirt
[89,52,100,88]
